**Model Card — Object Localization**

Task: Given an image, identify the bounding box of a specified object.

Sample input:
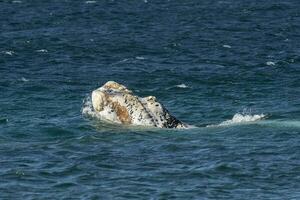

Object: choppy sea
[1,0,300,199]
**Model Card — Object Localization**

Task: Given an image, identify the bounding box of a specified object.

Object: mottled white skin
[91,81,187,128]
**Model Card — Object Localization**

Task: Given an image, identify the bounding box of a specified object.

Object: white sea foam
[176,84,189,88]
[266,61,275,66]
[135,56,145,60]
[2,51,14,56]
[36,49,48,53]
[207,113,266,127]
[222,44,231,48]
[85,1,97,3]
[20,77,29,82]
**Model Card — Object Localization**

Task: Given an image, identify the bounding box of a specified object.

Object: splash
[82,95,117,123]
[82,95,98,119]
[208,113,266,127]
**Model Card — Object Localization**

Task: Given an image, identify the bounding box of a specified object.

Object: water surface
[1,0,300,199]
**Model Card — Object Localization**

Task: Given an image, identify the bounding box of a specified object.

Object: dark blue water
[1,0,300,199]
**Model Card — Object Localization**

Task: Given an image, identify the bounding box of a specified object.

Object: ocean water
[1,0,300,199]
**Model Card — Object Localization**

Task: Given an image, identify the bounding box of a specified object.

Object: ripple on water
[0,118,8,124]
[1,0,300,199]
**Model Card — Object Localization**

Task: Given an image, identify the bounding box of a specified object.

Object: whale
[91,81,187,128]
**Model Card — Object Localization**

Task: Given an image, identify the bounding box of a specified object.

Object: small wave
[0,118,8,124]
[36,49,48,53]
[260,120,300,129]
[207,113,266,127]
[135,56,145,60]
[111,58,130,66]
[20,77,29,82]
[12,0,22,3]
[222,44,231,48]
[2,51,14,56]
[176,84,189,88]
[165,83,191,90]
[266,61,275,66]
[85,1,97,3]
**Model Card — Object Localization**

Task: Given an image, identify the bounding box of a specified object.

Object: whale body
[91,81,187,128]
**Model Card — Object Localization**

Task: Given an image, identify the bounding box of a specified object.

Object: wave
[135,56,145,60]
[222,44,232,48]
[85,1,97,3]
[176,84,189,88]
[266,61,276,66]
[259,120,300,128]
[20,77,29,82]
[36,49,48,53]
[0,118,8,124]
[2,51,14,56]
[207,113,266,127]
[165,84,190,90]
[208,113,300,129]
